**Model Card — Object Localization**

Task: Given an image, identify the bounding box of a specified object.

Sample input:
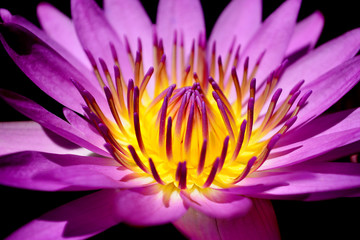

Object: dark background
[0,0,359,239]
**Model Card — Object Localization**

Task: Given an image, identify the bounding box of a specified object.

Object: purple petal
[156,0,205,74]
[0,14,107,114]
[71,0,132,80]
[208,0,262,60]
[279,28,360,98]
[286,11,324,56]
[0,90,108,156]
[238,0,301,86]
[238,162,360,201]
[0,121,91,156]
[0,151,127,191]
[173,199,280,240]
[262,108,360,170]
[180,188,252,219]
[115,185,187,226]
[294,55,360,127]
[104,0,153,71]
[7,189,122,240]
[36,2,90,68]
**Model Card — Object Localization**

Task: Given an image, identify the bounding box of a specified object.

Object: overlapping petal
[174,199,280,240]
[236,162,360,201]
[6,189,122,240]
[0,121,90,156]
[36,2,90,68]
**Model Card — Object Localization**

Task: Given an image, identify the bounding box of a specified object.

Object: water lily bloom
[1,0,360,239]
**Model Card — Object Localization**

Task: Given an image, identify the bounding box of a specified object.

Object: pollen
[73,33,311,190]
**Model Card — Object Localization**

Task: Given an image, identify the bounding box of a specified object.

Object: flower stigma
[73,32,312,192]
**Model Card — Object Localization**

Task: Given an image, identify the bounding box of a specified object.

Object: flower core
[74,34,311,190]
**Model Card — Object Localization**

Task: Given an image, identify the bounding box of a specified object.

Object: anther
[197,139,207,175]
[128,145,149,173]
[203,158,219,188]
[149,158,165,184]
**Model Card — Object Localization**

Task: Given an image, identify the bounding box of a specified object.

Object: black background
[0,0,359,239]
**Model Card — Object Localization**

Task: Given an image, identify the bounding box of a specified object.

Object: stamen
[166,117,173,161]
[184,96,195,154]
[159,96,169,146]
[218,56,224,89]
[233,156,257,183]
[244,97,254,146]
[85,50,106,88]
[149,158,165,184]
[231,119,247,161]
[104,86,127,136]
[203,158,219,188]
[114,65,127,115]
[172,31,177,84]
[197,139,207,175]
[231,67,242,114]
[210,42,216,78]
[139,67,154,99]
[134,112,146,155]
[213,91,235,141]
[127,80,134,122]
[251,133,281,171]
[201,100,209,140]
[176,161,187,189]
[124,36,135,69]
[134,51,142,86]
[219,136,230,171]
[104,143,131,169]
[128,145,149,173]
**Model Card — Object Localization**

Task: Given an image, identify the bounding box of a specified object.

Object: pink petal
[294,55,360,127]
[238,162,360,201]
[0,151,125,191]
[278,28,360,97]
[173,199,280,240]
[156,0,205,75]
[36,2,91,68]
[7,189,122,240]
[238,0,301,85]
[0,121,91,156]
[261,108,360,170]
[285,11,324,56]
[208,0,262,60]
[115,185,187,226]
[0,14,107,114]
[104,0,153,71]
[0,90,108,156]
[180,188,252,219]
[71,0,132,80]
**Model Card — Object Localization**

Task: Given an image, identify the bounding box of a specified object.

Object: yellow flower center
[75,36,310,190]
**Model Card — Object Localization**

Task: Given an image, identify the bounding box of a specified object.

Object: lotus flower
[1,0,360,239]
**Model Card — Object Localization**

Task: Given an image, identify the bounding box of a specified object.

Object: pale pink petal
[238,162,360,201]
[278,28,360,96]
[180,188,252,219]
[0,90,108,156]
[0,151,125,191]
[285,11,324,56]
[104,0,153,71]
[7,189,122,240]
[208,0,262,60]
[174,199,280,240]
[0,121,91,156]
[36,2,91,68]
[261,108,360,170]
[71,0,132,80]
[238,0,301,86]
[115,185,187,226]
[0,14,107,114]
[156,0,205,76]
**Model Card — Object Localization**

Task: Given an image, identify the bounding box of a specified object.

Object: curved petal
[36,2,90,68]
[237,0,301,85]
[6,189,122,240]
[71,0,132,80]
[294,55,360,127]
[104,0,153,71]
[261,108,360,170]
[0,16,107,114]
[180,188,252,219]
[115,185,187,226]
[173,199,280,240]
[0,90,108,156]
[285,11,324,56]
[208,0,262,60]
[238,162,360,201]
[156,0,205,76]
[0,121,91,156]
[278,28,360,96]
[0,151,126,191]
